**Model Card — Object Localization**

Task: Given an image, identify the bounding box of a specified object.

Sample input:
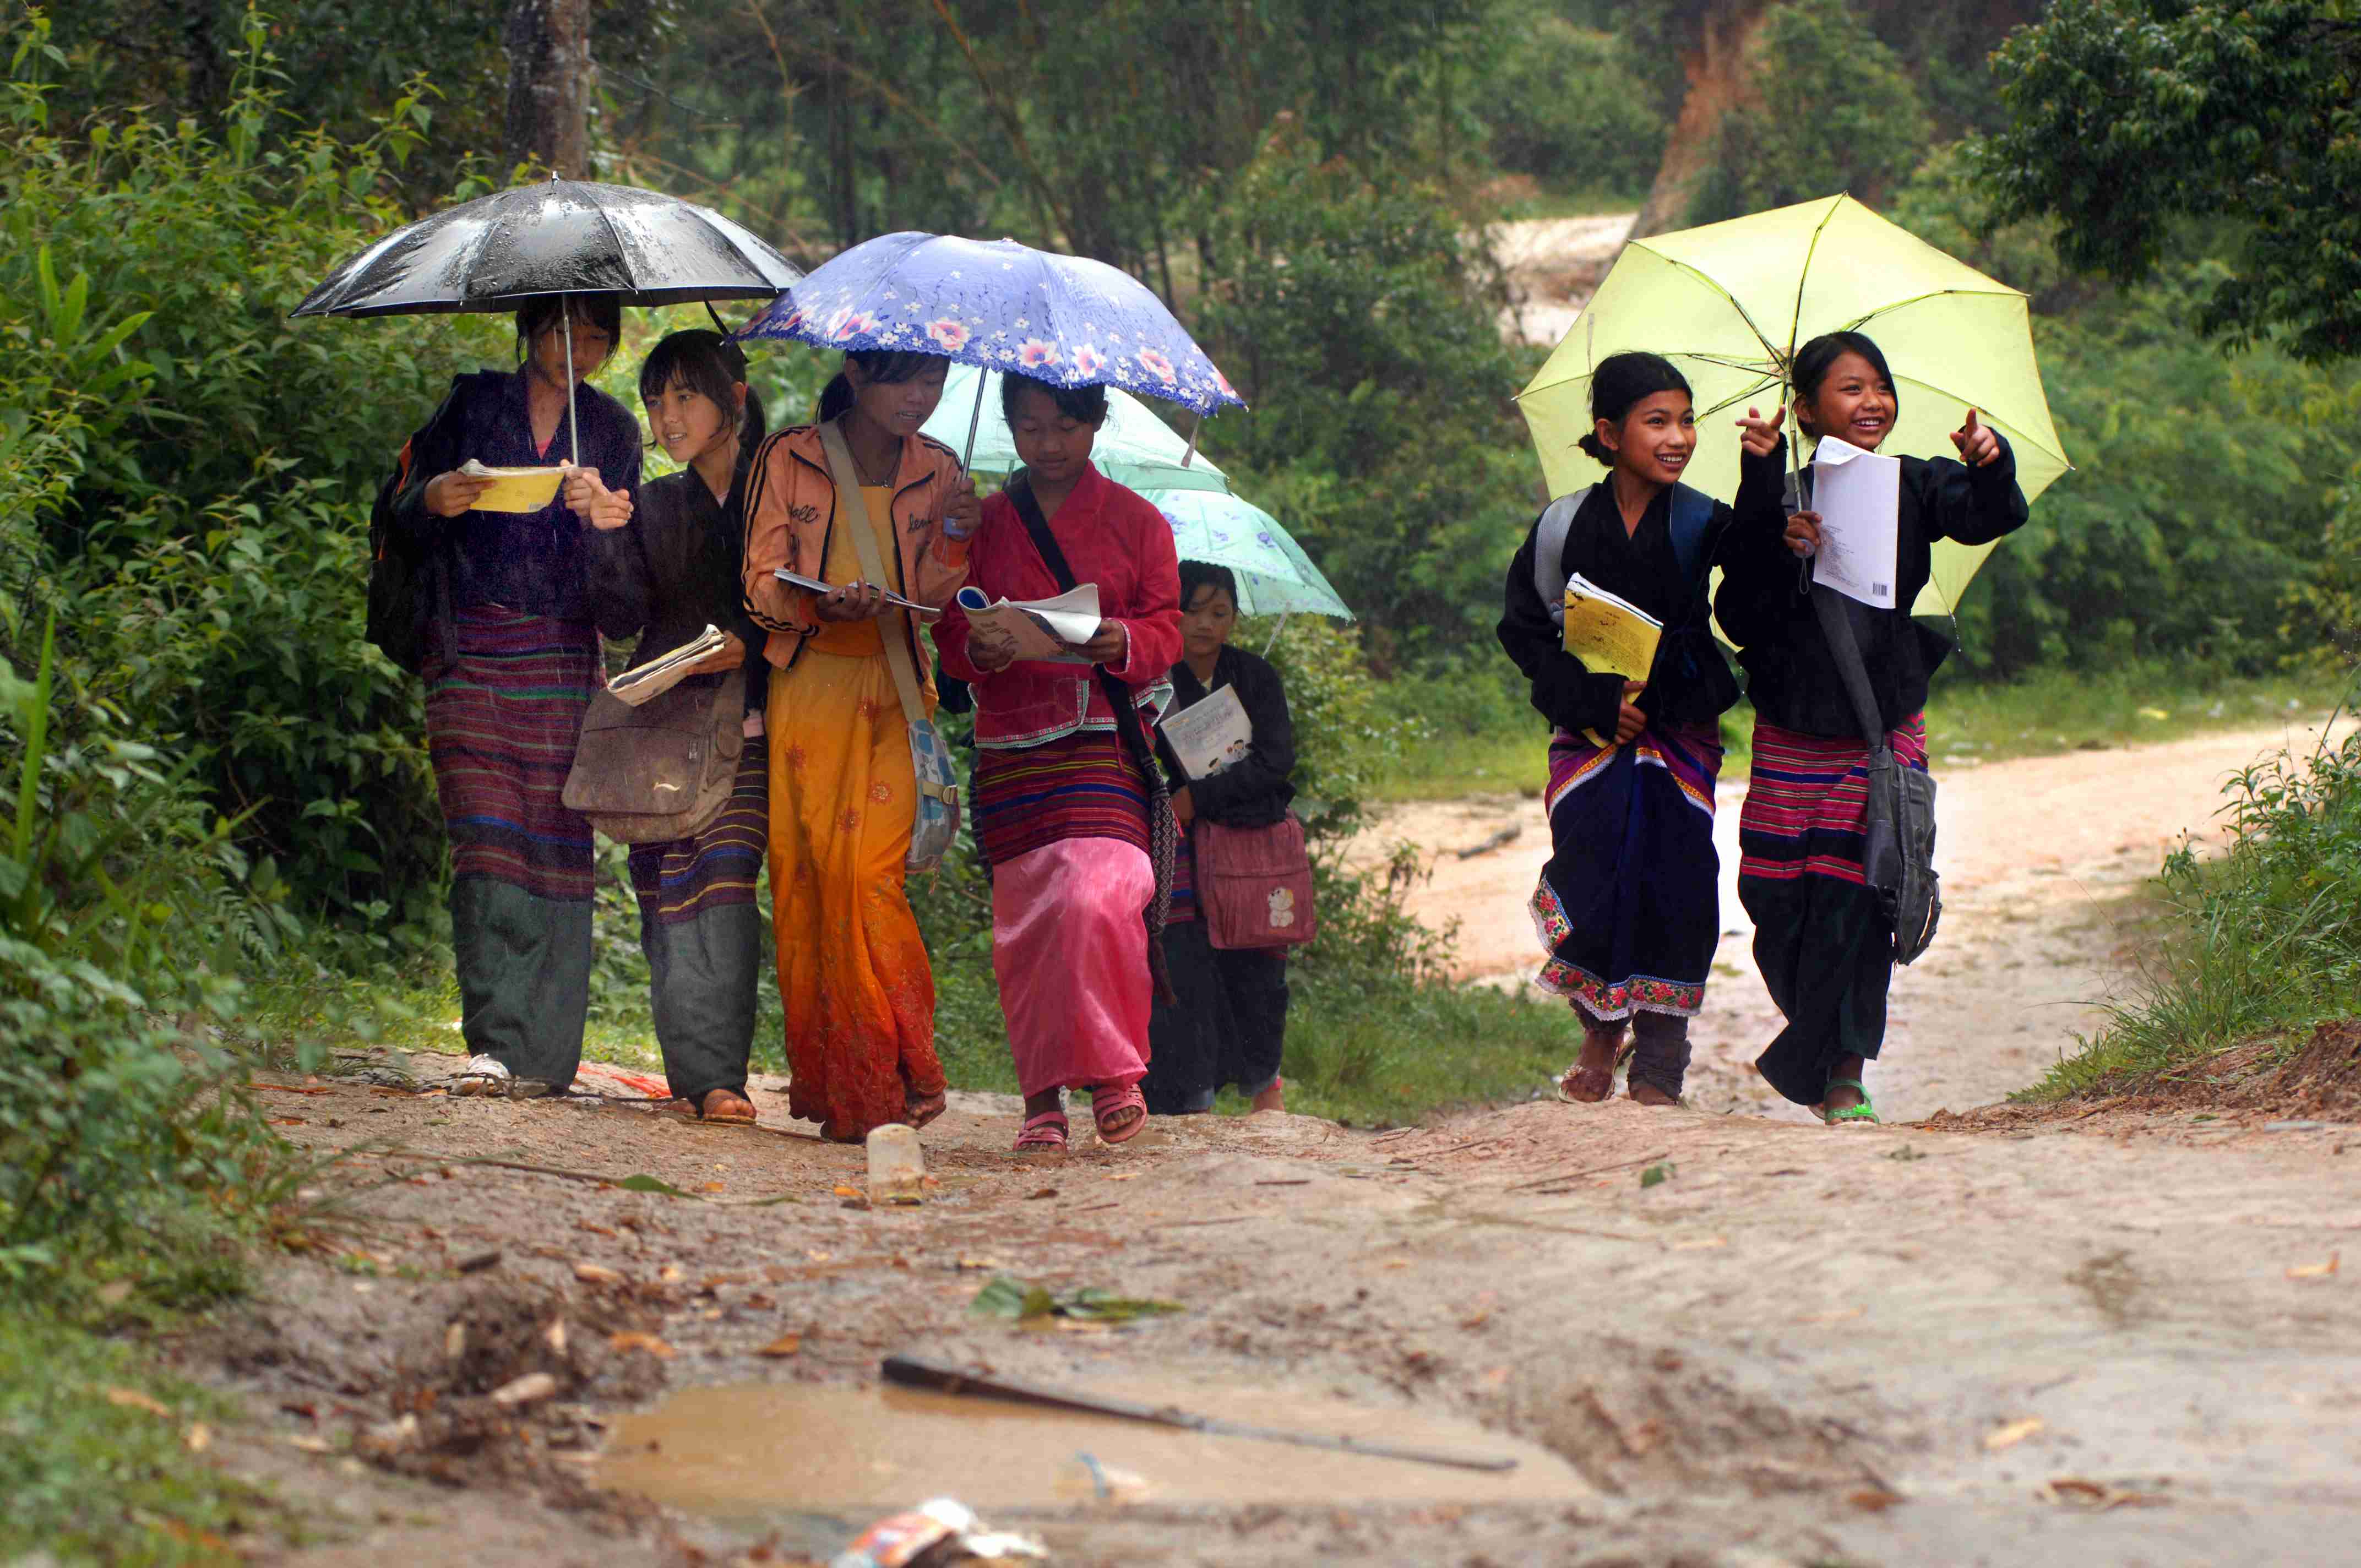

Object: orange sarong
[765,486,944,1138]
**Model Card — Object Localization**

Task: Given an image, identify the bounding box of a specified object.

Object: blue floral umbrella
[1139,488,1353,621]
[737,231,1243,459]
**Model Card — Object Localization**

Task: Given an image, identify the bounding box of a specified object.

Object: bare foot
[1250,1079,1286,1114]
[1556,1031,1620,1103]
[905,1090,948,1129]
[1626,1080,1680,1107]
[698,1088,758,1124]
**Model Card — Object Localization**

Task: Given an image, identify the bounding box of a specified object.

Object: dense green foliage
[1687,0,1934,226]
[1977,0,2361,364]
[2033,725,2361,1099]
[1473,3,1665,200]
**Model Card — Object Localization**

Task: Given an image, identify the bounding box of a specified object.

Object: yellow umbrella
[1517,194,2070,616]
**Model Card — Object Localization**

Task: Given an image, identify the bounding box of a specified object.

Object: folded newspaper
[607,624,726,707]
[458,459,566,513]
[1159,684,1253,780]
[954,583,1100,665]
[1560,573,1662,682]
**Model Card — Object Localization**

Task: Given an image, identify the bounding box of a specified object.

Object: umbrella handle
[1261,612,1290,658]
[960,371,987,472]
[563,291,581,470]
[1181,411,1202,468]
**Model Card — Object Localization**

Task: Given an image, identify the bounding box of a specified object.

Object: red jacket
[934,465,1182,747]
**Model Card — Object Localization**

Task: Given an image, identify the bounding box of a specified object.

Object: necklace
[843,421,898,486]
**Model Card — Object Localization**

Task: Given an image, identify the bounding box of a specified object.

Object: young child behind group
[1496,351,1739,1107]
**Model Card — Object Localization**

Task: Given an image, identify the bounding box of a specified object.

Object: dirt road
[196,720,2361,1566]
[1492,213,1635,347]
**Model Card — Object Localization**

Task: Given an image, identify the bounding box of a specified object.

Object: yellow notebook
[1561,573,1662,682]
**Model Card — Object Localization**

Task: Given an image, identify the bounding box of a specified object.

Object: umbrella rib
[1838,285,2025,330]
[1634,246,1783,365]
[1786,196,1846,372]
[586,190,636,296]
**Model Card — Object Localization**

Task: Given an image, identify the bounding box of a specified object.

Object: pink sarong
[993,836,1154,1098]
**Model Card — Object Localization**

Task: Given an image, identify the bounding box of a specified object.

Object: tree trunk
[1629,0,1771,239]
[504,0,594,178]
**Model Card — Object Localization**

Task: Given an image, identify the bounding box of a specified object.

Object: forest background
[2,1,2357,1543]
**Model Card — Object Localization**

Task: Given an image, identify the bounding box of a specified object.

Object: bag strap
[818,419,934,738]
[1530,488,1590,629]
[1005,469,1178,1002]
[1810,586,1890,763]
[1666,482,1718,587]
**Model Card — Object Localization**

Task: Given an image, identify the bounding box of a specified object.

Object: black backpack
[366,379,466,674]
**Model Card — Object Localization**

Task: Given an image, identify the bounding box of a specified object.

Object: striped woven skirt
[627,738,768,925]
[1737,714,1928,1104]
[971,728,1149,867]
[423,607,599,903]
[1530,720,1723,1021]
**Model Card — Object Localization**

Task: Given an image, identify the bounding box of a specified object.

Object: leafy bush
[1473,6,1665,200]
[1687,0,1933,226]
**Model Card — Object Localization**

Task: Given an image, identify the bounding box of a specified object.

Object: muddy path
[192,720,2361,1567]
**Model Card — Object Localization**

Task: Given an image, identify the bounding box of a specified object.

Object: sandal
[1014,1110,1069,1152]
[1090,1082,1148,1145]
[1820,1077,1880,1125]
[697,1088,758,1126]
[905,1090,948,1130]
[451,1055,558,1099]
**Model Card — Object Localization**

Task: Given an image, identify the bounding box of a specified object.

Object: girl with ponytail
[1496,351,1741,1109]
[563,328,771,1124]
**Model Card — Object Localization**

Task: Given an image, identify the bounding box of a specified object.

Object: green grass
[0,1311,265,1564]
[2017,722,2361,1102]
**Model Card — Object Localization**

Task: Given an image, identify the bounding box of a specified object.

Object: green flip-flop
[1821,1077,1879,1125]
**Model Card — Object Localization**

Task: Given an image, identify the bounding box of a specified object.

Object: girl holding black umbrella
[395,295,644,1097]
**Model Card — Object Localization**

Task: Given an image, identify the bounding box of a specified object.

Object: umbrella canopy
[293,178,803,318]
[919,364,1230,494]
[1518,194,2069,615]
[1139,488,1352,620]
[738,231,1243,421]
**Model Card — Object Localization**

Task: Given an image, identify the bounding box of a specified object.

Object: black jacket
[390,369,643,630]
[1156,645,1297,827]
[1496,482,1740,737]
[584,455,765,666]
[1715,435,2028,737]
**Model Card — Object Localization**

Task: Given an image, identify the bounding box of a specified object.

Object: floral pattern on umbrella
[738,232,1244,418]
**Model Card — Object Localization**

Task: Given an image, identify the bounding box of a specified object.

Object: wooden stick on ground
[881,1354,1518,1473]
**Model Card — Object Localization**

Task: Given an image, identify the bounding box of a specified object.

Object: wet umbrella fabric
[292,179,803,318]
[919,364,1231,495]
[1138,488,1352,621]
[1517,193,2069,616]
[737,231,1244,420]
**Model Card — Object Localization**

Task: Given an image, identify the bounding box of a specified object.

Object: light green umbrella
[1517,193,2070,616]
[1137,487,1353,620]
[922,362,1230,494]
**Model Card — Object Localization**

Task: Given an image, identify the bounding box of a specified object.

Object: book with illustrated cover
[1561,573,1662,682]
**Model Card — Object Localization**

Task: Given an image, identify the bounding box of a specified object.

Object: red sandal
[1014,1109,1068,1152]
[1090,1082,1148,1145]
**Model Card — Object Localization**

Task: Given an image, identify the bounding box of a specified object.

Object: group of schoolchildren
[1499,338,2027,1123]
[396,300,1296,1152]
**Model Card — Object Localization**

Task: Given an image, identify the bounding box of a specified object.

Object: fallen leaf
[105,1387,170,1417]
[757,1334,802,1358]
[2047,1478,2110,1503]
[573,1262,623,1285]
[608,1331,677,1359]
[1106,1172,1139,1182]
[543,1320,568,1355]
[743,1293,777,1311]
[286,1435,334,1454]
[1026,1187,1058,1200]
[2287,1252,2340,1280]
[444,1323,466,1362]
[269,1117,308,1126]
[247,1082,333,1095]
[700,1182,726,1194]
[1795,1306,1865,1325]
[761,1264,791,1284]
[1481,1366,1511,1387]
[1671,1236,1728,1251]
[1984,1417,2045,1451]
[1849,1488,1905,1512]
[491,1372,558,1408]
[1639,1161,1675,1189]
[957,1257,1012,1271]
[831,1185,862,1200]
[659,1265,684,1284]
[454,1248,502,1275]
[806,1249,834,1264]
[576,1222,617,1238]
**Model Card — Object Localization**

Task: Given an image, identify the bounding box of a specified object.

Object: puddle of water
[599,1378,1586,1513]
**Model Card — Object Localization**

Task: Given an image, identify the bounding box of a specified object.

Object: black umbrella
[295,177,802,464]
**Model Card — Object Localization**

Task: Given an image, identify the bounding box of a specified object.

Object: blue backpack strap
[1665,483,1718,589]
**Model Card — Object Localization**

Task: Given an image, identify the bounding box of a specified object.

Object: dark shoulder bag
[1003,472,1178,1002]
[367,377,467,674]
[1810,587,1941,964]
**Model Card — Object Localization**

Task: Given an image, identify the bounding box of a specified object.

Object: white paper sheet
[1809,435,1902,610]
[954,583,1101,665]
[1158,684,1253,780]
